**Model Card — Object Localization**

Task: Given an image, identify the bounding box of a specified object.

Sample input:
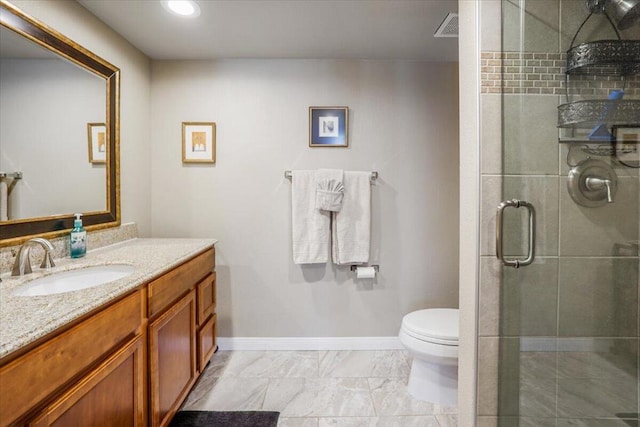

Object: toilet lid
[402,308,459,343]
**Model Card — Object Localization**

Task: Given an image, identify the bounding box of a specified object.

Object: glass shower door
[495,0,640,425]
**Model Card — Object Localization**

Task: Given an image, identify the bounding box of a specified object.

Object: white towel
[291,170,331,264]
[315,169,344,212]
[332,171,371,265]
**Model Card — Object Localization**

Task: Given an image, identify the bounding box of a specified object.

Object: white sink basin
[11,264,136,297]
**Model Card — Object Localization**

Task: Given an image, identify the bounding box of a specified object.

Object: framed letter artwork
[309,107,348,147]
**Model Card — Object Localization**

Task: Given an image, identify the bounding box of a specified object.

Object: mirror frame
[0,1,120,246]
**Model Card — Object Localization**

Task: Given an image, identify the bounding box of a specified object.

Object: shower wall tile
[558,258,639,337]
[503,176,559,256]
[556,339,638,382]
[501,258,559,337]
[476,416,499,427]
[478,415,558,427]
[559,177,640,257]
[480,175,502,257]
[481,175,560,257]
[503,0,560,53]
[519,418,558,427]
[560,144,640,178]
[477,337,500,416]
[497,338,523,417]
[519,351,557,383]
[479,256,501,337]
[503,95,560,175]
[557,377,638,418]
[556,419,639,427]
[518,377,556,418]
[480,0,502,52]
[518,351,558,418]
[481,95,502,175]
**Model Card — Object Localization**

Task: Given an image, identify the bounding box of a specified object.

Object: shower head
[608,0,640,30]
[588,0,640,30]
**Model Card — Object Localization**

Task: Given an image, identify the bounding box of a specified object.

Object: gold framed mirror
[0,1,120,246]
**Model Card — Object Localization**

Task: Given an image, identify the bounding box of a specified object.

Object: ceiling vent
[434,12,458,38]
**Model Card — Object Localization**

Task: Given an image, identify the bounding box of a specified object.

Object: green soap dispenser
[70,213,87,258]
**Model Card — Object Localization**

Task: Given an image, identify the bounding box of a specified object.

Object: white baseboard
[217,336,403,351]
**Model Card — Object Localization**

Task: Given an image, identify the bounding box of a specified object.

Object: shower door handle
[496,199,535,268]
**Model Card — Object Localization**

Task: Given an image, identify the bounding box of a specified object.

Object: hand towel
[291,170,331,264]
[332,171,371,265]
[315,169,344,212]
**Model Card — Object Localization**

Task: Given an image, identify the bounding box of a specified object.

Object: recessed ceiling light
[161,0,201,18]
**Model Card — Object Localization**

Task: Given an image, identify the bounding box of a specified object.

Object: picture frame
[87,122,107,164]
[309,107,349,147]
[613,126,640,167]
[182,122,216,163]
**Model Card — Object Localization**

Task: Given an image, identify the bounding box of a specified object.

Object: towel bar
[284,170,378,182]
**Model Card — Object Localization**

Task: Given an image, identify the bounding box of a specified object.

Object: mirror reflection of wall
[0,26,107,221]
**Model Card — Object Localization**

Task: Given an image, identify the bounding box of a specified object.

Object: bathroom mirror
[0,1,120,246]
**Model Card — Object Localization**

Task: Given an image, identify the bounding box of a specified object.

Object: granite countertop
[0,238,217,359]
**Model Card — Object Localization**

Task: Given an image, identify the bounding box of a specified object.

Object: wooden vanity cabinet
[147,248,215,427]
[0,246,216,427]
[0,290,145,427]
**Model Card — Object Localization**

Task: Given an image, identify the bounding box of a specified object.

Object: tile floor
[181,350,458,426]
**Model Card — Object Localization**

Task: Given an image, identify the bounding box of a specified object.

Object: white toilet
[399,308,459,406]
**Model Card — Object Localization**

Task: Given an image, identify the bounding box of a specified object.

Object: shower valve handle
[585,177,613,203]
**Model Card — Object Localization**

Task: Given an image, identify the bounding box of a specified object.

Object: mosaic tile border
[481,51,640,95]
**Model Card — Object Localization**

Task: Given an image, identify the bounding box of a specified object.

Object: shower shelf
[557,100,640,143]
[558,99,640,127]
[566,40,640,76]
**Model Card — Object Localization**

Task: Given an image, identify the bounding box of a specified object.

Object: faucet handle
[585,177,614,203]
[30,238,56,268]
[11,246,33,276]
[40,251,56,269]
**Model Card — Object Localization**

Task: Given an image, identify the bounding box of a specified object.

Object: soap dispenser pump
[70,213,87,258]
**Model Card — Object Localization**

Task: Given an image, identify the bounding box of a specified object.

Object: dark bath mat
[169,410,280,427]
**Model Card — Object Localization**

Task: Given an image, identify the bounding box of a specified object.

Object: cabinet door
[197,314,217,372]
[29,335,146,427]
[149,290,197,427]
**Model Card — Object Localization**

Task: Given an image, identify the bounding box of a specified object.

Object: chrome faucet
[11,238,56,277]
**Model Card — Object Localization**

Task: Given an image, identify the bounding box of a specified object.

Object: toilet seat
[401,308,458,346]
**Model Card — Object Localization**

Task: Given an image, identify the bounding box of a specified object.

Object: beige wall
[150,59,460,337]
[9,0,152,236]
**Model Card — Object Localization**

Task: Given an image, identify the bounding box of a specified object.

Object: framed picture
[87,123,107,164]
[613,126,639,167]
[309,107,348,147]
[182,122,216,163]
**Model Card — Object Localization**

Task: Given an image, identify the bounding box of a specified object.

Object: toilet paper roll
[356,266,376,279]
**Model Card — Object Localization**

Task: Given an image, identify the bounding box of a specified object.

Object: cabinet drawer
[148,248,214,318]
[197,314,216,373]
[197,272,216,325]
[0,290,142,427]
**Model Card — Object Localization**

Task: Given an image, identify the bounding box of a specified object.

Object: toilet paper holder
[350,265,379,272]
